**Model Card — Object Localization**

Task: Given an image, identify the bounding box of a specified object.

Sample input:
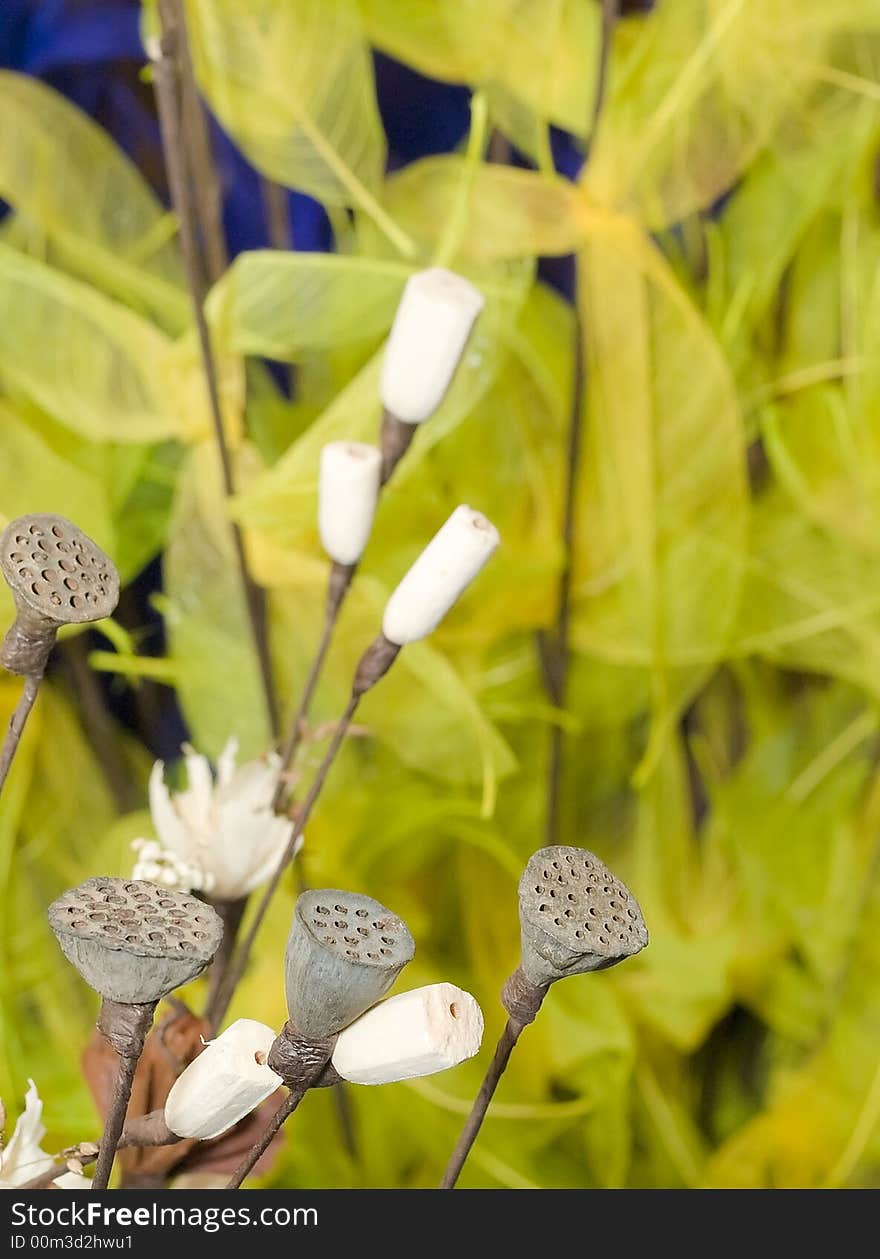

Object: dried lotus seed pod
[1,514,120,675]
[284,889,415,1038]
[48,878,223,1004]
[517,847,648,988]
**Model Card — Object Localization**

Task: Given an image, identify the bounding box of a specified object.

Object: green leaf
[0,245,180,443]
[255,549,515,806]
[732,491,880,695]
[162,443,271,759]
[0,71,187,329]
[571,215,749,776]
[361,0,601,140]
[208,251,414,359]
[585,0,852,228]
[186,0,413,255]
[708,682,875,982]
[706,856,880,1187]
[0,402,115,558]
[376,156,592,264]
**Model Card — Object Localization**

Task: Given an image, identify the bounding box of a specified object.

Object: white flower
[331,984,484,1086]
[382,505,500,645]
[132,739,302,902]
[165,1019,282,1140]
[0,1081,91,1189]
[380,268,485,423]
[319,442,382,566]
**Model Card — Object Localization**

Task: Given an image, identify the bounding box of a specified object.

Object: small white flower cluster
[131,738,302,903]
[0,1080,90,1190]
[131,838,206,892]
[165,983,484,1141]
[318,268,499,637]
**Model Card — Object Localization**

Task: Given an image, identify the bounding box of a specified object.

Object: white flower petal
[144,739,299,901]
[52,1171,92,1189]
[216,737,240,790]
[176,746,216,836]
[148,761,194,861]
[220,754,279,815]
[238,828,302,898]
[0,1081,53,1187]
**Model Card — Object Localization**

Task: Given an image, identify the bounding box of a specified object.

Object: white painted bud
[380,269,485,423]
[382,505,499,645]
[164,1019,282,1141]
[331,983,484,1086]
[318,442,382,566]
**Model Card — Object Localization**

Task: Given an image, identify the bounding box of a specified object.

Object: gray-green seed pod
[48,878,223,1004]
[518,846,648,988]
[1,514,120,675]
[284,889,414,1038]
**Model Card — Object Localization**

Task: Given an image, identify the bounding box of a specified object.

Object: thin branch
[260,175,294,397]
[590,0,619,145]
[262,177,293,253]
[63,637,137,813]
[209,694,361,1031]
[0,674,40,799]
[543,297,586,845]
[273,563,353,813]
[171,0,228,286]
[91,1053,141,1191]
[152,1,278,738]
[439,1018,523,1189]
[21,1112,180,1190]
[227,1087,304,1189]
[203,896,247,1028]
[542,0,618,844]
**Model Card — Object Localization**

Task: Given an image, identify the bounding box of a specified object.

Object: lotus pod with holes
[48,878,223,1004]
[518,847,648,987]
[0,514,120,675]
[284,889,415,1038]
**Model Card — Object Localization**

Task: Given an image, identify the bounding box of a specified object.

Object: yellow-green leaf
[585,0,843,228]
[0,71,186,329]
[571,214,748,773]
[376,156,592,265]
[208,251,414,359]
[0,245,180,443]
[361,0,600,139]
[162,443,271,759]
[186,0,412,254]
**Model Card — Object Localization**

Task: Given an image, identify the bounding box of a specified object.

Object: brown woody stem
[0,673,41,800]
[273,562,355,814]
[91,1002,156,1191]
[152,0,278,739]
[209,635,400,1031]
[439,1018,524,1189]
[543,0,618,844]
[226,1088,304,1190]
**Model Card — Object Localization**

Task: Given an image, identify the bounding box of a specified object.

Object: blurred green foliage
[2,0,880,1188]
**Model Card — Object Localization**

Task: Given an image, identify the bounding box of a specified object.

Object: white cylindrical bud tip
[380,268,485,423]
[318,442,382,566]
[382,504,499,645]
[331,983,484,1086]
[164,1019,282,1140]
